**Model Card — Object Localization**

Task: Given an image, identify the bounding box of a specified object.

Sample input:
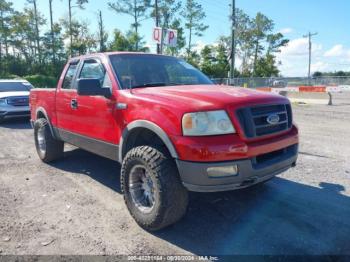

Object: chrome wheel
[129,165,155,213]
[37,126,46,154]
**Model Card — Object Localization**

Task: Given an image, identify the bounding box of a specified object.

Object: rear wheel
[34,118,64,163]
[121,146,188,231]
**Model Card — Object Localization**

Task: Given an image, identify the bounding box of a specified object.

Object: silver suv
[0,80,33,123]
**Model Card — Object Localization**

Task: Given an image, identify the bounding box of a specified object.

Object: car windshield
[0,82,32,92]
[109,54,213,89]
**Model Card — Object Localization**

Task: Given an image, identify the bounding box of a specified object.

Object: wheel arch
[119,120,178,161]
[35,107,56,139]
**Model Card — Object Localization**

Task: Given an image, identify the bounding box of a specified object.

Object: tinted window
[109,54,213,89]
[62,64,78,89]
[0,82,32,92]
[79,60,111,88]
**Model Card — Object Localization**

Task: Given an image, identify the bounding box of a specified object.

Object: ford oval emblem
[267,114,280,125]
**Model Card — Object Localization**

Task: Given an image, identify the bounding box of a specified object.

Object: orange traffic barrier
[256,87,272,92]
[299,86,327,93]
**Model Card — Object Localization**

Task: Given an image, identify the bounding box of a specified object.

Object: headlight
[182,110,235,136]
[0,99,7,105]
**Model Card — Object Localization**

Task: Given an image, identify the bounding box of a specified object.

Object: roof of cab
[0,79,30,83]
[68,51,174,61]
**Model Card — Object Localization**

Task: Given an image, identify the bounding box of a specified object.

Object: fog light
[207,165,238,178]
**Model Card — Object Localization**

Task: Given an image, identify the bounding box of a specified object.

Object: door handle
[70,99,78,109]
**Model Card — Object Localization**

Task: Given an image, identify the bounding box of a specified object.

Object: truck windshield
[109,54,213,89]
[0,82,32,92]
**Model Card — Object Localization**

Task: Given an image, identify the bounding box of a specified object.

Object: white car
[0,80,33,123]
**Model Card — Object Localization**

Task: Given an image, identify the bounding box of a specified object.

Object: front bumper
[0,106,30,119]
[176,144,298,192]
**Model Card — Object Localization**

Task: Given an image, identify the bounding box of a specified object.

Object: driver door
[74,58,118,144]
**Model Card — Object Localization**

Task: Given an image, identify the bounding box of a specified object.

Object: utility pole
[32,0,41,65]
[68,0,73,57]
[155,0,160,54]
[303,32,318,85]
[49,0,55,65]
[98,10,105,52]
[229,0,236,83]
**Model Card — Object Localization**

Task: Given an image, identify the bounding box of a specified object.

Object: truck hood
[131,85,288,111]
[0,91,30,99]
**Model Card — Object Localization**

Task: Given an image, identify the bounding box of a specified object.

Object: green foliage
[61,18,97,56]
[184,51,200,69]
[108,0,150,51]
[199,44,230,78]
[181,0,208,56]
[233,8,288,77]
[108,29,149,52]
[313,71,350,77]
[25,75,57,88]
[0,0,286,81]
[254,54,279,77]
[152,0,181,28]
[0,73,20,79]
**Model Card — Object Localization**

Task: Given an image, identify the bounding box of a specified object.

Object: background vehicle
[0,80,32,123]
[30,52,299,231]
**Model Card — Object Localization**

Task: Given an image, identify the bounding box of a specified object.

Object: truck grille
[6,96,29,107]
[236,104,292,138]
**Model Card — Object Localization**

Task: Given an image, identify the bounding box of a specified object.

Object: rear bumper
[176,144,298,192]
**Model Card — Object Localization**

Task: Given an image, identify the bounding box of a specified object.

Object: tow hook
[241,176,258,187]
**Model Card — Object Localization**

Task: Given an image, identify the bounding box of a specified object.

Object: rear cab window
[62,60,80,89]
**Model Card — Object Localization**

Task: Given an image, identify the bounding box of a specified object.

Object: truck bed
[30,88,57,126]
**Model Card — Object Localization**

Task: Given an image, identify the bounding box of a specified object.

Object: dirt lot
[0,93,350,256]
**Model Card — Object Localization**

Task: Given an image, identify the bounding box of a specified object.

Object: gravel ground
[0,93,349,256]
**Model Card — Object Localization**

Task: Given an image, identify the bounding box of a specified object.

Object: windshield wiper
[130,82,185,89]
[130,82,168,89]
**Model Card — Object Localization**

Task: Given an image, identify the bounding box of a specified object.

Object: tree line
[0,0,289,86]
[313,71,350,77]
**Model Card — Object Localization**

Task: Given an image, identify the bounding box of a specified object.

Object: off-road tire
[34,118,64,163]
[121,146,189,231]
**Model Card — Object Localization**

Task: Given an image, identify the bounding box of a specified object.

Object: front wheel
[121,146,189,231]
[34,118,64,163]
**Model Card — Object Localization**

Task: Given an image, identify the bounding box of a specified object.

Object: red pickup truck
[30,52,298,231]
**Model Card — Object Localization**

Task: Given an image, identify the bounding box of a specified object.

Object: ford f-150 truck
[30,52,298,231]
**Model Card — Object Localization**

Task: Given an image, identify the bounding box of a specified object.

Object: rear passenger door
[74,58,117,144]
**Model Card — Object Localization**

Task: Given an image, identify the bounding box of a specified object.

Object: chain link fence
[211,77,350,88]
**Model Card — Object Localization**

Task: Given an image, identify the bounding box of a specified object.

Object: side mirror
[77,78,112,98]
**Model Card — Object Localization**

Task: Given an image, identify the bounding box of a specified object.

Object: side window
[62,64,78,89]
[79,60,111,88]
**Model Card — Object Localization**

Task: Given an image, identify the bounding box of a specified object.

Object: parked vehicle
[30,52,299,231]
[272,80,288,88]
[0,80,32,123]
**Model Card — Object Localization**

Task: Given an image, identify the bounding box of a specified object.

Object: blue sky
[12,0,350,76]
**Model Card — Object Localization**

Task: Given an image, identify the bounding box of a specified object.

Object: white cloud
[193,40,206,53]
[279,28,293,34]
[278,38,322,57]
[324,44,345,57]
[311,61,330,72]
[273,38,350,76]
